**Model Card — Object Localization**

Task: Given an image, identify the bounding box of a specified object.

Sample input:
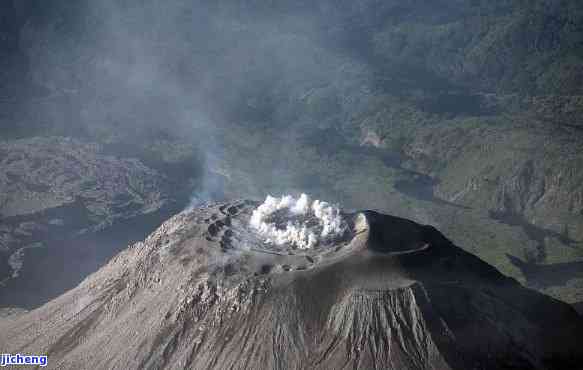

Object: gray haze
[0,0,387,308]
[3,0,583,313]
[1,0,381,204]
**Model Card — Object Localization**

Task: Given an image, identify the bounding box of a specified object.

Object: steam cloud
[250,194,346,249]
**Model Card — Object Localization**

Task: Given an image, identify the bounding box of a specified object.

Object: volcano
[1,196,582,370]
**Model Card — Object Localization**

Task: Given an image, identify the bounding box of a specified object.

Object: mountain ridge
[1,200,581,369]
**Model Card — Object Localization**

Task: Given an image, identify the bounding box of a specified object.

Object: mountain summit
[1,197,582,370]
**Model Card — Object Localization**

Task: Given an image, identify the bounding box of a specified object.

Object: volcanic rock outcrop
[0,136,172,285]
[1,198,582,370]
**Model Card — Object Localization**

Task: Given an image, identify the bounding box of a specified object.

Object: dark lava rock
[1,200,582,370]
[0,136,174,290]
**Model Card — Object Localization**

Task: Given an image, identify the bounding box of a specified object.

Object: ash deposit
[1,197,582,370]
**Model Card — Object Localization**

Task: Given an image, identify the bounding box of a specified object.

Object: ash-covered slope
[1,198,582,370]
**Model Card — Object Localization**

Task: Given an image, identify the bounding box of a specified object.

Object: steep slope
[399,119,583,242]
[1,198,581,370]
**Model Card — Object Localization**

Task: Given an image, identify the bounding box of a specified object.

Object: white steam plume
[250,194,345,249]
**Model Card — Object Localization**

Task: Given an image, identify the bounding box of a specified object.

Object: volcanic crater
[1,197,582,370]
